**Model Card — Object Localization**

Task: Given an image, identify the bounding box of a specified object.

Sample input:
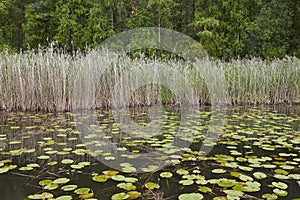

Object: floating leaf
[27,192,53,199]
[78,161,90,166]
[253,172,267,180]
[179,179,194,186]
[74,188,90,195]
[44,183,59,190]
[111,192,129,200]
[224,190,244,197]
[27,163,40,168]
[39,180,52,186]
[61,185,78,191]
[112,175,126,181]
[289,174,300,180]
[198,186,212,193]
[212,169,226,174]
[160,172,173,178]
[70,164,84,169]
[117,182,136,191]
[141,165,159,172]
[273,188,288,197]
[92,175,109,183]
[262,193,278,200]
[55,195,72,200]
[103,170,119,176]
[79,193,94,199]
[273,174,289,180]
[217,178,237,187]
[0,167,9,174]
[61,159,74,164]
[126,191,141,199]
[37,155,50,160]
[238,166,253,172]
[124,177,138,183]
[53,178,70,184]
[144,182,160,190]
[178,193,204,200]
[176,169,189,175]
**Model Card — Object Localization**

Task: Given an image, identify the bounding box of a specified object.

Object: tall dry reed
[0,47,299,111]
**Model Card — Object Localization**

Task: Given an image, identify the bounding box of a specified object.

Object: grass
[0,47,299,111]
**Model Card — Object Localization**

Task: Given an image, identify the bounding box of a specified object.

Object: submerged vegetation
[0,48,299,111]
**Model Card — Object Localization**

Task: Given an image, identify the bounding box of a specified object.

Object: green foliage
[0,0,299,58]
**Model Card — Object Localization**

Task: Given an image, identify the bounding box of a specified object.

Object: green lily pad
[27,192,53,199]
[53,178,70,184]
[178,193,204,200]
[19,166,33,171]
[112,175,126,181]
[37,155,50,160]
[141,165,159,172]
[103,170,119,176]
[92,175,109,183]
[61,159,74,164]
[224,189,244,197]
[198,186,212,193]
[179,179,194,186]
[144,182,160,190]
[160,172,173,178]
[70,164,84,169]
[39,179,52,186]
[176,169,189,175]
[111,192,129,200]
[273,188,288,197]
[117,182,136,191]
[74,188,90,195]
[0,167,9,174]
[61,184,78,191]
[217,178,237,187]
[262,193,278,200]
[55,195,72,200]
[124,177,138,183]
[212,169,226,174]
[126,191,141,199]
[26,163,40,168]
[44,183,59,190]
[253,172,267,180]
[272,182,288,189]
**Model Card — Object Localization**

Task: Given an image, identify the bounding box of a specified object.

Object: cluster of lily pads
[0,107,300,199]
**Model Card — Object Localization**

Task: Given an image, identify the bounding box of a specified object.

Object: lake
[0,106,300,200]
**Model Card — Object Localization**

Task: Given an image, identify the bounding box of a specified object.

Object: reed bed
[0,47,299,111]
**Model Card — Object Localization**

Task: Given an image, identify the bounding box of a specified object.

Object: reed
[0,47,299,111]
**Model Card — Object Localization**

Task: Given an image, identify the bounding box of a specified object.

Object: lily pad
[0,167,9,174]
[55,195,73,200]
[111,192,129,200]
[61,185,78,191]
[253,172,267,180]
[144,182,160,190]
[212,169,226,174]
[126,191,141,199]
[92,175,109,183]
[160,172,173,178]
[178,193,204,200]
[273,188,288,197]
[74,188,90,195]
[53,178,70,184]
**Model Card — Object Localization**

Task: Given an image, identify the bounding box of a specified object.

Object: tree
[244,0,293,58]
[23,0,56,49]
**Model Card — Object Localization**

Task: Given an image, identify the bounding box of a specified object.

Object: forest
[1,1,300,200]
[0,0,300,59]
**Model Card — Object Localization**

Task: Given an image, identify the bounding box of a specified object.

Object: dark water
[0,106,300,200]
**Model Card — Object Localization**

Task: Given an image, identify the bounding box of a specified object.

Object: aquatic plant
[0,47,299,111]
